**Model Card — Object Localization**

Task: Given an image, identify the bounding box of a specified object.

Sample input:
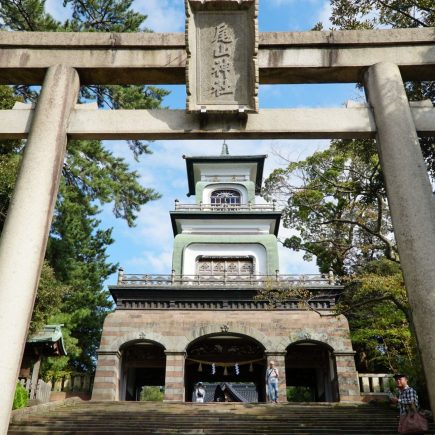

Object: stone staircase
[8,401,435,434]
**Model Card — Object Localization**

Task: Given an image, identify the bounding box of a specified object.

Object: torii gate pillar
[0,65,79,434]
[364,62,435,413]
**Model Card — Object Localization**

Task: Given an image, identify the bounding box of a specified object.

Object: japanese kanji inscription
[186,0,259,113]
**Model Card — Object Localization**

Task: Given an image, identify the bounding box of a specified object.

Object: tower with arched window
[92,145,361,404]
[171,146,280,278]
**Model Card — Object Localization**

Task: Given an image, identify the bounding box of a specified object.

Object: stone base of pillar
[164,351,185,402]
[91,351,121,401]
[334,352,360,402]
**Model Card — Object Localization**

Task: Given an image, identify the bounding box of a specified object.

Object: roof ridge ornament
[221,140,230,155]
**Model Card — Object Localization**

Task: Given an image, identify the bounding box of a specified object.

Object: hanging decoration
[187,357,263,376]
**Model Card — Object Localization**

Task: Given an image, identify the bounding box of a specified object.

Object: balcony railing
[358,373,394,395]
[174,201,278,212]
[116,270,337,287]
[200,175,249,182]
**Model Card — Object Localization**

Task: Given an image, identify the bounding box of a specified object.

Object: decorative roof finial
[221,140,230,156]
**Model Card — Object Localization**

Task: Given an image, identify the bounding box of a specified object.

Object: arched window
[210,189,241,206]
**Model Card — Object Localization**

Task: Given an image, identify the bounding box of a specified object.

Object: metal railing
[117,270,336,287]
[174,200,278,212]
[200,175,249,182]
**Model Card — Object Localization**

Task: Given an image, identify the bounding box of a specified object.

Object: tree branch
[11,0,35,30]
[339,294,409,320]
[376,0,428,27]
[319,217,399,262]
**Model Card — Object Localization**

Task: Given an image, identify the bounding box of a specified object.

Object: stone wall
[92,309,360,402]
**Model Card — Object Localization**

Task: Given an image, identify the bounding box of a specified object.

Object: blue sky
[45,0,363,284]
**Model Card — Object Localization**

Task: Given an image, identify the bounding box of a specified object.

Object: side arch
[288,339,335,352]
[285,339,339,402]
[101,331,170,353]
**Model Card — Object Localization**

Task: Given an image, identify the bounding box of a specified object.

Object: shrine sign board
[186,0,259,113]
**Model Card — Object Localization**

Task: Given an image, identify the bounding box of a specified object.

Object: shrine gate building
[92,145,360,403]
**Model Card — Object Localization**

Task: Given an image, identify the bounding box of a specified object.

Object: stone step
[9,402,435,435]
[6,430,421,435]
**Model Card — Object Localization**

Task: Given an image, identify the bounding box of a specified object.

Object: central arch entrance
[285,341,339,402]
[120,340,166,401]
[185,333,266,402]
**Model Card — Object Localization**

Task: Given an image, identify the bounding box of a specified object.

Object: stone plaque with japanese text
[186,0,258,113]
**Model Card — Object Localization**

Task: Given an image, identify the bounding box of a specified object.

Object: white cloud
[128,249,173,273]
[135,0,184,32]
[278,244,317,274]
[45,0,73,22]
[317,1,333,29]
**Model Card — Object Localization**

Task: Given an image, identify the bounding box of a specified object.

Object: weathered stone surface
[186,0,258,112]
[92,310,360,402]
[1,106,435,140]
[0,28,434,84]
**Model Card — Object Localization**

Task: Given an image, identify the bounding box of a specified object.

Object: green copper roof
[27,324,67,356]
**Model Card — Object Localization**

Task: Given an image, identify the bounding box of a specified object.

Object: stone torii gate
[0,1,435,432]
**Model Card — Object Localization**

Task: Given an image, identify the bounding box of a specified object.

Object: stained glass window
[210,189,241,206]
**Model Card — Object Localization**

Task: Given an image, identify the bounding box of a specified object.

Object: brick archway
[285,340,338,402]
[101,331,171,353]
[184,331,267,403]
[185,323,272,352]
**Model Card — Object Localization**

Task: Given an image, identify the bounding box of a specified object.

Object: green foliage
[0,0,168,377]
[286,386,314,402]
[0,85,23,228]
[64,139,160,226]
[263,140,397,275]
[255,277,317,311]
[330,0,435,30]
[0,0,60,31]
[63,0,150,32]
[337,258,428,404]
[29,262,70,336]
[41,311,81,381]
[0,152,20,231]
[44,182,118,371]
[338,259,418,374]
[13,383,28,410]
[140,386,164,402]
[329,0,435,178]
